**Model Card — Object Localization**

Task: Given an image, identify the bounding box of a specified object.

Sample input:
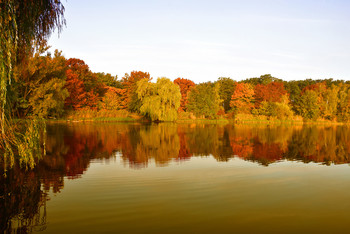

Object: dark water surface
[2,123,350,233]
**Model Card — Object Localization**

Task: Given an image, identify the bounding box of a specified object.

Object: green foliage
[256,100,293,120]
[337,84,350,122]
[187,82,222,119]
[283,81,302,115]
[216,77,236,112]
[28,78,69,118]
[95,72,122,88]
[123,71,151,113]
[14,48,68,118]
[1,0,65,169]
[17,120,46,169]
[298,90,320,120]
[137,77,181,121]
[243,74,282,86]
[320,84,339,120]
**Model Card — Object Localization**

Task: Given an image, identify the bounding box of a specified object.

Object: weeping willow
[0,0,65,171]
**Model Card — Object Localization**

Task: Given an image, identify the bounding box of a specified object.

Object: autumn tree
[29,78,68,118]
[256,97,293,120]
[13,48,69,118]
[173,78,195,112]
[64,58,105,110]
[320,84,339,120]
[298,90,320,120]
[99,87,127,111]
[254,82,287,107]
[186,82,222,119]
[230,82,255,114]
[294,82,340,121]
[1,0,65,166]
[95,72,122,89]
[216,77,236,112]
[136,77,181,121]
[243,74,282,86]
[123,71,152,113]
[337,84,350,122]
[284,80,303,115]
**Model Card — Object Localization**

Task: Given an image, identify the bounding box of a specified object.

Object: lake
[1,123,350,233]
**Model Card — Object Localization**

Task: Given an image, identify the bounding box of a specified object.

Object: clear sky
[48,0,350,83]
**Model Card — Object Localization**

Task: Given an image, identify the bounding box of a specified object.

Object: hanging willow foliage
[0,0,65,171]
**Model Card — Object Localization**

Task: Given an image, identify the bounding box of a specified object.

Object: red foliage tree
[64,58,105,110]
[301,82,327,95]
[174,78,195,112]
[254,82,287,107]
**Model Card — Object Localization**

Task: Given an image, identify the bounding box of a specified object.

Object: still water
[2,123,350,233]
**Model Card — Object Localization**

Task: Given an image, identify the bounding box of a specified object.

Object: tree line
[10,47,350,122]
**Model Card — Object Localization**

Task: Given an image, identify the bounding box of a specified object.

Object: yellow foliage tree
[137,77,181,121]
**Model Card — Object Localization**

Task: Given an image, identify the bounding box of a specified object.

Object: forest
[8,45,350,123]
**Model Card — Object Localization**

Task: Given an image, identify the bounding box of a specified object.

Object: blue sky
[48,0,350,83]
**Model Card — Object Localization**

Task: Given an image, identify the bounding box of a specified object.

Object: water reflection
[0,165,48,233]
[2,123,350,232]
[22,123,350,172]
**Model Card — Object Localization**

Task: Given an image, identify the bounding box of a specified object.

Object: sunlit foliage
[99,87,126,111]
[95,72,122,89]
[14,48,68,118]
[137,77,181,121]
[123,71,152,113]
[174,77,195,112]
[254,82,287,107]
[64,58,105,110]
[216,77,236,112]
[0,0,65,168]
[230,82,255,114]
[186,82,222,119]
[298,90,320,120]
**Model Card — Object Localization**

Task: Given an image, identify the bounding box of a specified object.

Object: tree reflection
[0,166,47,233]
[40,123,350,169]
[285,126,350,165]
[2,123,350,232]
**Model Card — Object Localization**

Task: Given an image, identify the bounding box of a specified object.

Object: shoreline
[41,118,348,126]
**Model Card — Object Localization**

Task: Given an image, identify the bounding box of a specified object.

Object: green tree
[337,84,350,122]
[320,84,339,120]
[216,77,236,112]
[28,78,68,118]
[95,72,122,89]
[298,90,320,120]
[136,77,181,121]
[284,80,302,115]
[14,48,68,118]
[243,74,282,86]
[256,99,293,120]
[186,82,222,119]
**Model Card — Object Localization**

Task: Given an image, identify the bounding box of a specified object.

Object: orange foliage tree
[254,82,287,107]
[122,71,151,112]
[64,58,105,110]
[230,82,255,114]
[174,78,195,112]
[100,87,127,110]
